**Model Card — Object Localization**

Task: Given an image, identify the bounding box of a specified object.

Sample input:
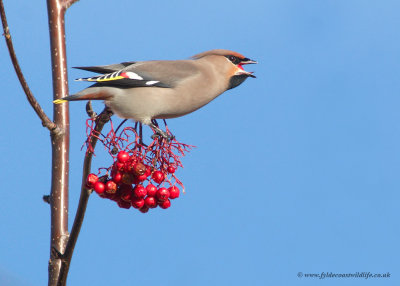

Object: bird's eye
[225,55,241,64]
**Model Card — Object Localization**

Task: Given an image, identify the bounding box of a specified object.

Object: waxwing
[54,49,257,137]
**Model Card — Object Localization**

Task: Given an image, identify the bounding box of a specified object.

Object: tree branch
[62,0,80,10]
[57,107,113,286]
[47,0,70,285]
[0,0,58,133]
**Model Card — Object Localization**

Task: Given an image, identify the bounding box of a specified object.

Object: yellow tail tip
[53,99,68,104]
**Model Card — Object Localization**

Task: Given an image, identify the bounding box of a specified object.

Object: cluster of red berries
[86,150,180,213]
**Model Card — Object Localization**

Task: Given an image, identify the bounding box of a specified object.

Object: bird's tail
[53,89,112,104]
[53,94,83,104]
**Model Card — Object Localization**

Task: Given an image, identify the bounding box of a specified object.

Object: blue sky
[1,0,399,285]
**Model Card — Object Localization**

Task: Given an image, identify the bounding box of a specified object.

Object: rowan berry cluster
[85,118,191,212]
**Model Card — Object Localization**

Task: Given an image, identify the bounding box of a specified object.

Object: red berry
[139,206,149,213]
[132,176,140,185]
[144,196,157,208]
[159,199,171,209]
[86,173,98,188]
[133,184,147,199]
[131,198,145,209]
[156,187,170,202]
[105,180,117,194]
[152,171,165,184]
[167,165,176,174]
[94,181,105,194]
[117,151,130,163]
[132,162,146,176]
[138,174,148,182]
[120,184,133,202]
[117,199,131,209]
[109,188,121,201]
[99,191,111,199]
[123,161,134,173]
[145,166,151,177]
[112,172,123,185]
[146,184,157,197]
[115,162,125,171]
[168,186,180,199]
[121,173,134,185]
[136,170,148,182]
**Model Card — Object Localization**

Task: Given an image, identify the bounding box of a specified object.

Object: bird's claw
[151,131,174,141]
[149,122,175,141]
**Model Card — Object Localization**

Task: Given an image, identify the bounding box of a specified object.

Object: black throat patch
[228,74,249,90]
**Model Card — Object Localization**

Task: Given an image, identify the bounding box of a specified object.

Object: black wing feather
[73,62,136,74]
[89,80,170,89]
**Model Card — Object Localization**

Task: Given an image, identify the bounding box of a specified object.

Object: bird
[54,49,257,138]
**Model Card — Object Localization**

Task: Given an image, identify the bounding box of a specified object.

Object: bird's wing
[73,62,137,74]
[74,60,199,89]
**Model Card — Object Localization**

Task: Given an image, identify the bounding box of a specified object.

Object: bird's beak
[241,58,258,65]
[237,58,257,78]
[240,71,256,78]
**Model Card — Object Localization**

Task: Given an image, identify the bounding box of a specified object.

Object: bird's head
[192,49,257,90]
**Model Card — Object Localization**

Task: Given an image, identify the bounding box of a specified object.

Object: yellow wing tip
[53,99,68,104]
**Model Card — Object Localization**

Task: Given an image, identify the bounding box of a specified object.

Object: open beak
[237,58,257,78]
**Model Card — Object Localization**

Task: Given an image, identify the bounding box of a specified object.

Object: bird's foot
[150,124,175,141]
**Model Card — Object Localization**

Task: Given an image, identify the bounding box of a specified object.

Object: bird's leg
[149,120,173,141]
[150,123,169,140]
[151,119,159,127]
[139,123,146,147]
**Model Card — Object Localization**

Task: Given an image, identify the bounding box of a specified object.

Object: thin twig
[115,119,128,134]
[57,107,113,286]
[0,0,58,133]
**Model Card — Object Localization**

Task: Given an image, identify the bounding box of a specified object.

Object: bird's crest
[192,49,245,60]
